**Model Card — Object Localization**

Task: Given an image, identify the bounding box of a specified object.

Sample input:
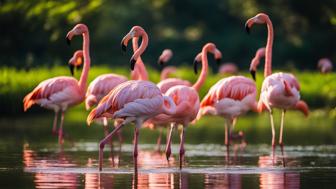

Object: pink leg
[179,126,186,169]
[165,123,175,161]
[99,122,125,171]
[103,118,114,153]
[279,110,286,146]
[58,111,65,145]
[133,127,139,159]
[224,120,230,163]
[52,111,58,135]
[269,110,276,149]
[156,127,163,152]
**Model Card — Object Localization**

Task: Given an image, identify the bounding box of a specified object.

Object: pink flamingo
[149,43,222,168]
[23,24,91,144]
[86,26,177,171]
[198,69,257,159]
[157,49,192,93]
[317,58,333,74]
[249,47,266,80]
[67,50,83,76]
[218,63,239,75]
[145,49,192,150]
[245,13,309,148]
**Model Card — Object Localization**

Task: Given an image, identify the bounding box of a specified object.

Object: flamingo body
[259,72,301,110]
[85,74,127,110]
[24,77,84,112]
[219,63,238,75]
[157,78,192,94]
[199,76,256,119]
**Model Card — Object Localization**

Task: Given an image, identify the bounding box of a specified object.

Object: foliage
[0,66,335,114]
[0,0,335,70]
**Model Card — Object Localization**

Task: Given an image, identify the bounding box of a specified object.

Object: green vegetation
[0,66,335,114]
[0,0,335,70]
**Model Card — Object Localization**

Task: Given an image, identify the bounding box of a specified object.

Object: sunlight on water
[18,142,336,189]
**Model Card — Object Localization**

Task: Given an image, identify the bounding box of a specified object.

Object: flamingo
[86,26,177,171]
[218,63,238,75]
[249,47,266,80]
[197,65,257,159]
[148,43,222,168]
[23,24,91,144]
[156,49,192,93]
[145,49,192,150]
[245,13,309,148]
[317,58,333,74]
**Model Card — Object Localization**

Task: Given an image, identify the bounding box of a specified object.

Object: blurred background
[0,0,335,116]
[1,0,335,69]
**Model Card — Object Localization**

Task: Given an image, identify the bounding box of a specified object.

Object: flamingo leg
[99,122,125,171]
[179,126,186,169]
[225,119,231,163]
[165,123,175,161]
[156,127,163,152]
[58,111,65,144]
[279,110,286,146]
[52,111,59,135]
[103,117,114,153]
[269,110,276,149]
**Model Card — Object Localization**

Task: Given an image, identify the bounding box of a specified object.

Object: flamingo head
[66,24,89,45]
[158,49,173,66]
[193,43,222,74]
[121,26,147,70]
[249,47,266,81]
[245,13,270,34]
[68,50,84,76]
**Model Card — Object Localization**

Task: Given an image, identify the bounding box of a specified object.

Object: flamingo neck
[160,66,176,80]
[192,47,209,92]
[132,36,148,81]
[264,18,273,77]
[79,31,90,92]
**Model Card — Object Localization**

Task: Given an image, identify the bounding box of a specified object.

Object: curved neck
[79,31,90,92]
[160,66,176,80]
[192,47,209,92]
[131,37,148,80]
[264,18,273,77]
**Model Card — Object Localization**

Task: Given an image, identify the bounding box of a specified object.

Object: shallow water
[1,114,336,188]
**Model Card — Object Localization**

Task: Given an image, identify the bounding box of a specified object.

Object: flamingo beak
[158,60,164,66]
[69,64,75,76]
[66,37,71,45]
[216,58,222,65]
[130,58,136,70]
[245,22,250,34]
[193,59,199,74]
[121,42,127,52]
[250,70,256,81]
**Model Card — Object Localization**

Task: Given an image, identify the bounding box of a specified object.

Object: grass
[0,66,335,114]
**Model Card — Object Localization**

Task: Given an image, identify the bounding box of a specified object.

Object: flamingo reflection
[204,173,242,189]
[84,158,115,189]
[23,143,79,189]
[258,156,300,189]
[133,150,176,189]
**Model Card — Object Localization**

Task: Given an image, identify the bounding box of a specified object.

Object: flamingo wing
[23,76,80,111]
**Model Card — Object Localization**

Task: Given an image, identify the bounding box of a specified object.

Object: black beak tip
[66,37,71,46]
[121,43,127,52]
[216,58,222,65]
[69,65,74,76]
[250,70,256,81]
[158,60,164,66]
[245,23,250,34]
[130,58,136,70]
[193,60,199,74]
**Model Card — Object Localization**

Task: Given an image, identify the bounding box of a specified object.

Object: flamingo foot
[179,148,185,170]
[99,142,105,171]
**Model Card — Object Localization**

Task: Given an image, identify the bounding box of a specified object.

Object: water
[1,114,336,188]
